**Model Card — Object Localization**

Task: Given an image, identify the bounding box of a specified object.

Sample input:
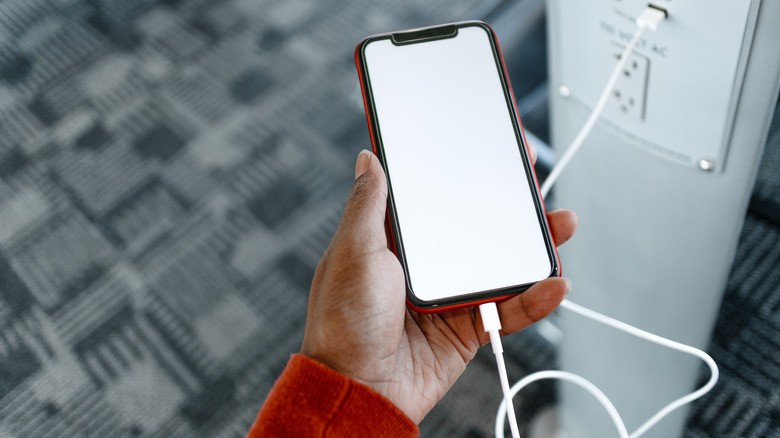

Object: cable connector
[480,302,504,357]
[637,5,667,31]
[480,301,502,335]
[479,302,520,438]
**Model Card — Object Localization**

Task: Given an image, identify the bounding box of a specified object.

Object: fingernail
[355,149,372,180]
[563,277,571,294]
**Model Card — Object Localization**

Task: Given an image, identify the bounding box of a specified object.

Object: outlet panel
[608,43,649,121]
[547,1,780,436]
[555,0,760,170]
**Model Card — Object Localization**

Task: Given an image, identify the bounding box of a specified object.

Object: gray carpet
[0,1,481,436]
[1,1,778,437]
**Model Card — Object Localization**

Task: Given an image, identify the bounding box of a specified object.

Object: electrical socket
[557,0,758,168]
[609,43,650,121]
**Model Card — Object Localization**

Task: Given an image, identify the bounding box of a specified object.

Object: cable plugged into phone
[479,302,521,438]
[487,6,718,438]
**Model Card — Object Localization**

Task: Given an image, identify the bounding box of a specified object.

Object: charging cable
[480,302,522,438]
[493,299,719,438]
[483,6,718,437]
[540,5,667,198]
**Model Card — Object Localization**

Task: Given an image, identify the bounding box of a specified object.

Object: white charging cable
[493,299,719,438]
[484,6,718,437]
[480,302,522,438]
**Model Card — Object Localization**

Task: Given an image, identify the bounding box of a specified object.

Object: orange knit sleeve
[248,354,419,438]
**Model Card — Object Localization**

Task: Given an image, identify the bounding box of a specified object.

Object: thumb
[332,149,389,252]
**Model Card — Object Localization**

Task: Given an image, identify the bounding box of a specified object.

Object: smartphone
[355,21,559,313]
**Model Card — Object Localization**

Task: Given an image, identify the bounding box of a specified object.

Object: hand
[300,147,577,423]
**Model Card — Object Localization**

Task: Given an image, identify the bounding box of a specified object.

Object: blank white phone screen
[364,25,552,302]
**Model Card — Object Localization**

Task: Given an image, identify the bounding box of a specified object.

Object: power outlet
[556,1,758,167]
[609,43,649,121]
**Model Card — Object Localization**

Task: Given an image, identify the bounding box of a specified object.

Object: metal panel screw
[698,159,715,172]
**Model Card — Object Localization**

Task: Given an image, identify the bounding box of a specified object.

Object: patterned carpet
[0,1,485,436]
[0,1,778,437]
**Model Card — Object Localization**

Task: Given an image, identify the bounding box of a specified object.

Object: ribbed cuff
[248,354,419,438]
